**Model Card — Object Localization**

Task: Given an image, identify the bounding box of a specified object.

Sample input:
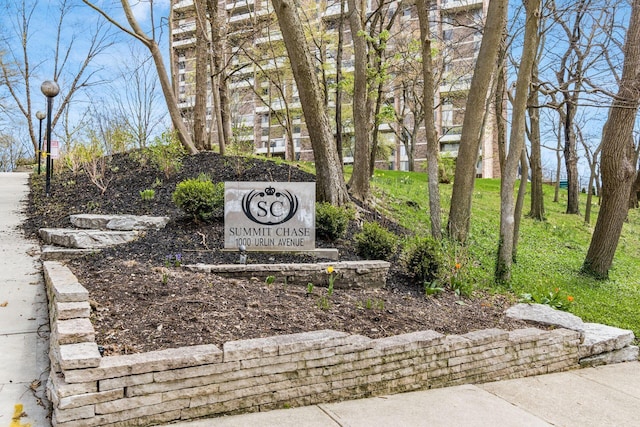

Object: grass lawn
[370,169,640,341]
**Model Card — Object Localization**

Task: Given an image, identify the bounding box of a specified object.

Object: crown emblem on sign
[265,186,276,195]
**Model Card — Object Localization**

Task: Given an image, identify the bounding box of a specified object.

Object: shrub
[316,203,354,240]
[438,154,456,184]
[172,174,224,221]
[147,131,185,178]
[140,189,155,201]
[354,221,397,260]
[401,236,442,283]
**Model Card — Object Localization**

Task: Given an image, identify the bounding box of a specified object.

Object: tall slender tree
[416,0,442,239]
[270,0,350,204]
[582,0,640,279]
[82,0,198,154]
[495,0,541,283]
[447,0,509,242]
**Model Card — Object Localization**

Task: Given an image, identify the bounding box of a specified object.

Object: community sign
[224,182,315,251]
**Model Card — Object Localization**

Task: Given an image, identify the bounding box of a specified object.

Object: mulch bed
[24,151,528,355]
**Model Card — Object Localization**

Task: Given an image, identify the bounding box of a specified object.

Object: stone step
[69,214,170,231]
[41,245,101,261]
[39,228,139,249]
[506,303,636,362]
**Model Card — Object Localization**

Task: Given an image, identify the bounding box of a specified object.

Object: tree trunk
[528,69,544,220]
[495,39,508,172]
[584,157,597,224]
[193,0,209,151]
[496,0,540,283]
[148,42,198,154]
[335,0,345,165]
[416,0,441,239]
[347,0,371,201]
[563,101,580,214]
[554,129,562,202]
[82,0,198,154]
[270,0,349,204]
[583,0,640,279]
[630,171,640,208]
[207,0,228,154]
[513,148,529,262]
[447,0,508,242]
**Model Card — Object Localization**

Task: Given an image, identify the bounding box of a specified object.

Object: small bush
[140,189,155,201]
[172,174,224,221]
[438,154,456,184]
[147,131,185,178]
[401,236,442,283]
[354,221,397,260]
[316,203,354,241]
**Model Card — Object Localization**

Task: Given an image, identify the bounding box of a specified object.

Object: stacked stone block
[44,261,584,426]
[185,260,391,289]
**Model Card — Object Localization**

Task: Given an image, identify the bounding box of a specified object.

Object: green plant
[165,254,182,267]
[306,283,314,295]
[451,277,473,298]
[354,221,397,260]
[326,266,336,296]
[315,203,354,241]
[140,189,155,201]
[438,153,456,184]
[172,175,224,222]
[520,288,575,311]
[424,280,444,297]
[265,275,275,285]
[317,296,330,310]
[401,236,442,284]
[147,131,185,178]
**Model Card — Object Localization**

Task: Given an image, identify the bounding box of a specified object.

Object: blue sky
[0,0,172,148]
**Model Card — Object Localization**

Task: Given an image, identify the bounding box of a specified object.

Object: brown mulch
[24,151,528,355]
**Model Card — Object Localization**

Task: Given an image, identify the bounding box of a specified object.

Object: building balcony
[226,0,253,11]
[228,8,269,24]
[440,0,483,12]
[173,22,196,35]
[440,132,462,143]
[440,75,472,93]
[173,0,194,12]
[172,37,196,48]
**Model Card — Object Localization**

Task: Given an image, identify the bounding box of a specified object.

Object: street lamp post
[36,111,46,175]
[41,80,60,197]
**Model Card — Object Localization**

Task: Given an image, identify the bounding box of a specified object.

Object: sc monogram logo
[241,186,299,225]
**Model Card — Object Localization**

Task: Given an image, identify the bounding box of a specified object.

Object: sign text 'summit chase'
[224,182,315,251]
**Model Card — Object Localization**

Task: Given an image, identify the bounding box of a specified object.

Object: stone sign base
[185,260,390,289]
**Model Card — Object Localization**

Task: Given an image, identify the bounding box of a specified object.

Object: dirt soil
[24,151,528,355]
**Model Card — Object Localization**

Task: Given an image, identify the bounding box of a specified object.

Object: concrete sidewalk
[170,361,640,427]
[0,172,51,426]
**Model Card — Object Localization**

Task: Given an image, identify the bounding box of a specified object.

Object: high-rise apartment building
[169,0,500,177]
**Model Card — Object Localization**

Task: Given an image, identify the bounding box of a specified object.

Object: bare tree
[270,0,349,204]
[109,46,167,149]
[416,0,441,239]
[582,0,640,279]
[0,0,114,155]
[346,0,371,201]
[82,0,198,154]
[495,0,541,283]
[447,0,509,242]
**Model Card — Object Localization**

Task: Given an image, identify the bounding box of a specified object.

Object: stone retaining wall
[43,261,606,427]
[185,260,390,288]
